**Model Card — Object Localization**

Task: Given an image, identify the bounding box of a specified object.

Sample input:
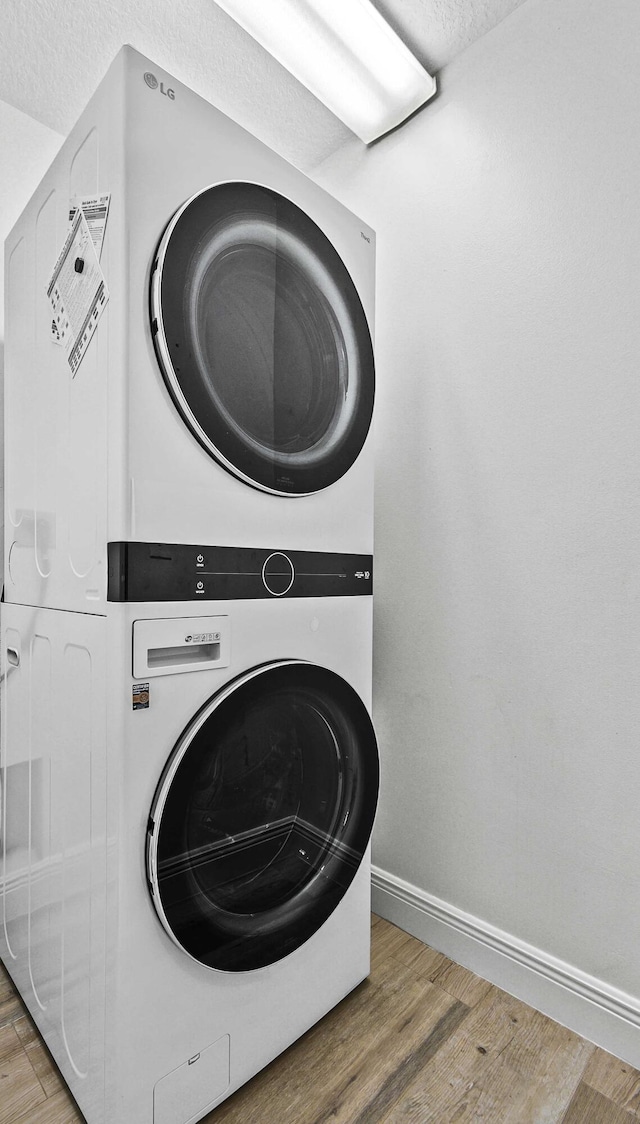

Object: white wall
[315,0,640,1060]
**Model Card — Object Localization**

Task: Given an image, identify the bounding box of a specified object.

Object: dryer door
[150,183,374,496]
[147,661,379,972]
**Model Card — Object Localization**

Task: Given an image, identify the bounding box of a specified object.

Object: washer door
[147,661,379,972]
[150,183,375,495]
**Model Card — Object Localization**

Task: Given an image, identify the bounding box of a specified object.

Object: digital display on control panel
[107,543,373,602]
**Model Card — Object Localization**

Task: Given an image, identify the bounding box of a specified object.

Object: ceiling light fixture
[212,0,437,144]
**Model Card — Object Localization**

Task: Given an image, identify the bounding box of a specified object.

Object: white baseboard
[372,865,640,1068]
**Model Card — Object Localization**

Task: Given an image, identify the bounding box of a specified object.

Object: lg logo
[144,72,175,100]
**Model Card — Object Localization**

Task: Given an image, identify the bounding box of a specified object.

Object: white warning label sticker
[68,192,111,260]
[47,208,109,376]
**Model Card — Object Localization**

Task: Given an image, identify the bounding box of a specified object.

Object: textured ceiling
[1,0,529,170]
[372,0,529,75]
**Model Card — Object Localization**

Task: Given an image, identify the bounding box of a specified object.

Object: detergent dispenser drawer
[133,616,230,678]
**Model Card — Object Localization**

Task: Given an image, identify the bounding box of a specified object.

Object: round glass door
[150,183,375,495]
[146,661,379,972]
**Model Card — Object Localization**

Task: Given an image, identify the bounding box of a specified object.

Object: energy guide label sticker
[133,683,150,710]
[47,208,109,375]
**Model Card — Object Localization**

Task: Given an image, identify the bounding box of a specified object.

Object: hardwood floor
[2,916,640,1122]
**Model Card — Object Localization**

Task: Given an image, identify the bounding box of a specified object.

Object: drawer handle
[6,647,20,667]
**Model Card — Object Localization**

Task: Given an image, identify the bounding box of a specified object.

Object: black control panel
[107,542,373,602]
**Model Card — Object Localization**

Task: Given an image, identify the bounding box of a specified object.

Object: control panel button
[262,552,295,597]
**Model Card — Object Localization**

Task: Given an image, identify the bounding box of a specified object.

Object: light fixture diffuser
[212,0,437,144]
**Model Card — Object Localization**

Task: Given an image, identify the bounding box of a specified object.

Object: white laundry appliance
[0,553,378,1124]
[4,46,375,616]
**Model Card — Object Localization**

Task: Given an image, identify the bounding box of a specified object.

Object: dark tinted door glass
[148,663,379,971]
[152,184,374,495]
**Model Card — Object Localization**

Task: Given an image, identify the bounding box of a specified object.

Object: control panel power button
[262,552,295,597]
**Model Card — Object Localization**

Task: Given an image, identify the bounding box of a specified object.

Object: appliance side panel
[103,606,130,1124]
[4,232,35,603]
[33,190,61,584]
[4,52,128,613]
[1,614,31,968]
[64,127,104,588]
[28,628,56,1015]
[0,605,108,1124]
[55,608,108,1121]
[105,61,131,551]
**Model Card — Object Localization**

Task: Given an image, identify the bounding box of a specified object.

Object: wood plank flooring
[1,916,639,1122]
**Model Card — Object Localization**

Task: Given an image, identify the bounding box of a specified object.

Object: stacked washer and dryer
[2,47,378,1124]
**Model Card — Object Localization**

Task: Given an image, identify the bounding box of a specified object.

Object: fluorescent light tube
[213,0,437,143]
